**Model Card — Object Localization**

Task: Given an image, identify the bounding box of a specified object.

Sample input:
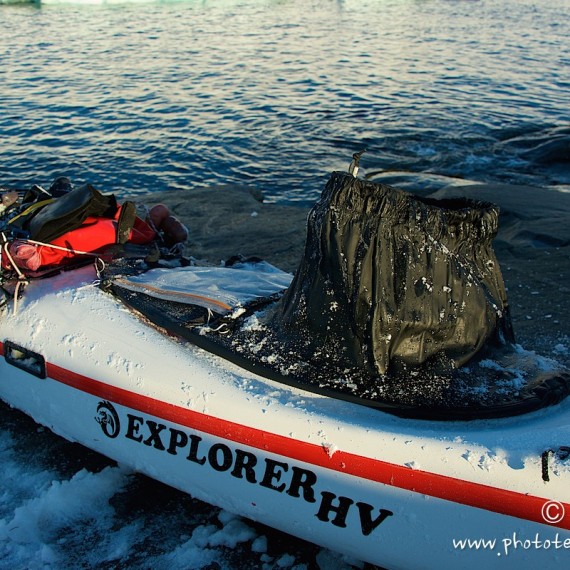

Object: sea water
[1,0,568,204]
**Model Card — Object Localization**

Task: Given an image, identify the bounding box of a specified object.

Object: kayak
[1,261,569,569]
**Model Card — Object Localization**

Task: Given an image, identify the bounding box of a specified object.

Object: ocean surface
[1,0,569,205]
[1,0,569,569]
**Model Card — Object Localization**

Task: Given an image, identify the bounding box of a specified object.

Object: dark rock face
[504,126,570,165]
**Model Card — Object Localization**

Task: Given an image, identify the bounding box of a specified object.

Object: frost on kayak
[106,170,570,421]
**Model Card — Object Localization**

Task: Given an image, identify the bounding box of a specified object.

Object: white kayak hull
[1,266,569,569]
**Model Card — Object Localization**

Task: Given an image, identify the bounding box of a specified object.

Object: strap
[116,201,136,244]
[7,199,56,228]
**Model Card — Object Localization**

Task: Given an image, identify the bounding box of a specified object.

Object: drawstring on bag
[348,148,367,177]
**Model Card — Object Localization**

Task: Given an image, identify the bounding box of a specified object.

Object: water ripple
[0,0,568,202]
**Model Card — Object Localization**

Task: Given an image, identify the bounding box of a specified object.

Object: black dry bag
[279,171,515,376]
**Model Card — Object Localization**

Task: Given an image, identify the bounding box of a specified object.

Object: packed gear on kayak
[1,177,188,310]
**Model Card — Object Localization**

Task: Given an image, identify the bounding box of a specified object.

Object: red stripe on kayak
[2,343,568,531]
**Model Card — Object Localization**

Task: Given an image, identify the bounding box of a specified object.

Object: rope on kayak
[1,237,29,314]
[94,257,107,284]
[23,238,101,258]
[1,234,103,314]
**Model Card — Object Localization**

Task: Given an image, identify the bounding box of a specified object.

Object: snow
[0,406,357,569]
